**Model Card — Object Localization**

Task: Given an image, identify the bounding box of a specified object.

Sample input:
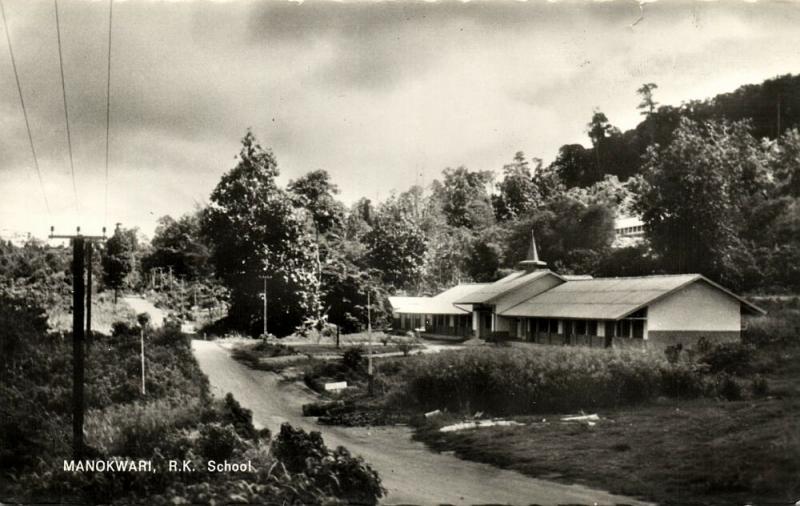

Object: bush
[198,423,245,461]
[714,373,743,401]
[751,374,769,397]
[271,423,384,505]
[218,393,269,441]
[394,347,705,415]
[343,347,364,370]
[664,343,683,364]
[698,342,755,375]
[743,310,800,347]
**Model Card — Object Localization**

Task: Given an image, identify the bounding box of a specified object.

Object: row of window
[616,225,645,235]
[522,317,645,339]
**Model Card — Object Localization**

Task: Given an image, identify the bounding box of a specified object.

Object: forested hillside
[113,74,800,338]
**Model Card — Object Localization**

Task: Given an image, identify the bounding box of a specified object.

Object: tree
[633,118,772,288]
[550,144,595,189]
[493,152,543,221]
[432,166,495,229]
[102,225,137,303]
[202,131,318,336]
[363,214,426,290]
[288,170,345,236]
[504,197,615,274]
[587,109,612,173]
[637,83,659,116]
[143,211,211,281]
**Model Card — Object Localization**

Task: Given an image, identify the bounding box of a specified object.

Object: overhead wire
[53,0,79,216]
[104,0,113,228]
[0,0,52,218]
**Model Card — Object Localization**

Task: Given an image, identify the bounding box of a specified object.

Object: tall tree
[432,166,495,229]
[633,118,771,288]
[587,109,612,178]
[102,225,137,303]
[363,213,426,291]
[288,170,345,236]
[144,211,211,281]
[637,83,659,116]
[202,131,318,336]
[493,151,543,221]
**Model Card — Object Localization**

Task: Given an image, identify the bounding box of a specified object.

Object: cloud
[0,0,799,238]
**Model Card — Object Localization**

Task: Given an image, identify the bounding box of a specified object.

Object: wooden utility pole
[367,289,374,396]
[262,257,269,338]
[50,227,106,461]
[71,236,85,459]
[85,242,93,347]
[140,326,146,395]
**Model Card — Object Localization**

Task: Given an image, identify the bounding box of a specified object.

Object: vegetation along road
[192,339,651,506]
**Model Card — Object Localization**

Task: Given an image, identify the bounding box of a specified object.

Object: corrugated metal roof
[389,283,488,315]
[455,270,559,304]
[501,274,765,319]
[501,274,701,320]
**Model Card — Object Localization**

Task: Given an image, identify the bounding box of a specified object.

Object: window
[538,319,549,333]
[633,320,645,339]
[575,320,587,335]
[588,320,598,336]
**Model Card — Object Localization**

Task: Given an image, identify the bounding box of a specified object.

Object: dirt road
[122,296,166,327]
[192,339,651,506]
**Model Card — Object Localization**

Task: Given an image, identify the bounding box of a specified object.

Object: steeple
[517,229,548,272]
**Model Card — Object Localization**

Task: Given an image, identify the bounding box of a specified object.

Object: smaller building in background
[389,284,486,339]
[613,216,645,248]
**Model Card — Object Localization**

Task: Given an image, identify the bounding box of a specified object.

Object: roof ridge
[565,273,700,281]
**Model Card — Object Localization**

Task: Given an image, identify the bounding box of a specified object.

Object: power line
[104,0,113,226]
[0,0,51,217]
[54,0,79,215]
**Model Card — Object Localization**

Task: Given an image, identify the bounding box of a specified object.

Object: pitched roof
[454,270,561,305]
[389,283,488,315]
[500,274,765,320]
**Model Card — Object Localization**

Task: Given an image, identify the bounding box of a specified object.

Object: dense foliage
[0,289,383,504]
[82,73,800,338]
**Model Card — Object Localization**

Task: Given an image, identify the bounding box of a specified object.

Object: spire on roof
[518,229,548,272]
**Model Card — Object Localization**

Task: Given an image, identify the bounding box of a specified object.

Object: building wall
[648,281,741,333]
[648,330,740,348]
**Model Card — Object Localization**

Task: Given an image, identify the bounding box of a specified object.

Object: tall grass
[393,346,704,415]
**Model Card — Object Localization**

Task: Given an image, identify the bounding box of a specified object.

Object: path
[122,296,166,327]
[192,339,651,506]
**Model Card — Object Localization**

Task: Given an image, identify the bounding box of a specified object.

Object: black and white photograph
[1,0,799,504]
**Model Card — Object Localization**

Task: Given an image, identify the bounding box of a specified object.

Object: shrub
[394,347,705,415]
[664,343,683,364]
[218,393,268,441]
[743,310,800,347]
[398,342,414,356]
[271,423,384,505]
[343,347,364,370]
[198,423,245,461]
[751,374,769,397]
[698,342,754,375]
[714,373,743,401]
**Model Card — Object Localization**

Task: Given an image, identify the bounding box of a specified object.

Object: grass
[409,311,800,506]
[414,397,800,505]
[48,290,136,334]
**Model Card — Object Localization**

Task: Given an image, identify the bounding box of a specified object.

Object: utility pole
[85,242,93,348]
[49,226,106,461]
[264,258,269,339]
[367,288,373,396]
[140,325,146,395]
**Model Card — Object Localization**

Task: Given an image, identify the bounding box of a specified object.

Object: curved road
[192,340,651,506]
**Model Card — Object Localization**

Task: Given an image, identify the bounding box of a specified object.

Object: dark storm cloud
[1,0,800,237]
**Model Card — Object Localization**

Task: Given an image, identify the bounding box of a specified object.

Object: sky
[1,0,799,239]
